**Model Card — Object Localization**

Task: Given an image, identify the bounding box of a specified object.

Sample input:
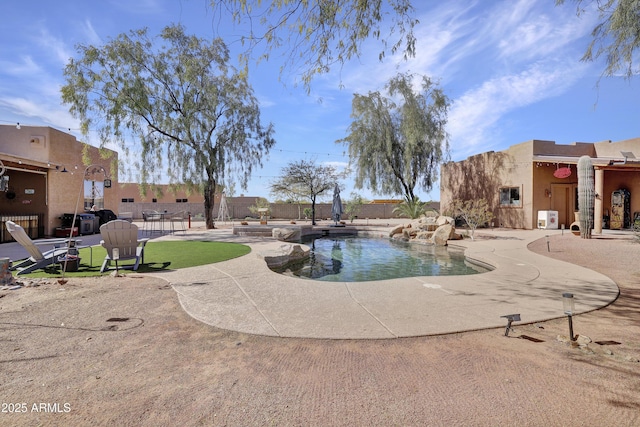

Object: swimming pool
[273,235,491,282]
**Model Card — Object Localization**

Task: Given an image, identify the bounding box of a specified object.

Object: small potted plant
[58,254,81,272]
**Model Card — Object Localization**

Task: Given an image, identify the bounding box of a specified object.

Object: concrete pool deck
[148,224,620,339]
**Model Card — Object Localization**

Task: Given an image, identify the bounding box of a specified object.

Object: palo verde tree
[339,72,450,204]
[449,198,494,240]
[557,0,640,80]
[210,0,418,91]
[344,192,366,223]
[61,24,275,229]
[270,159,342,225]
[270,182,307,220]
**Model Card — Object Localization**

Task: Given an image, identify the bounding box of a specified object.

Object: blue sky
[1,0,638,202]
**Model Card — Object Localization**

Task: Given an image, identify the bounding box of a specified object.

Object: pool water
[274,235,491,282]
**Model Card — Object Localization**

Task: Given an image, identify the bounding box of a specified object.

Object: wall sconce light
[545,189,552,198]
[562,292,576,341]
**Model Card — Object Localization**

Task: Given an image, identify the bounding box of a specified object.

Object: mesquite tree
[577,155,595,238]
[61,25,275,229]
[339,72,450,204]
[211,0,418,91]
[557,0,640,81]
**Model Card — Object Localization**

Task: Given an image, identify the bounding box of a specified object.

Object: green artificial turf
[14,240,251,278]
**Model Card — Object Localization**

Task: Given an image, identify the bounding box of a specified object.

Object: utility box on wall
[537,210,558,229]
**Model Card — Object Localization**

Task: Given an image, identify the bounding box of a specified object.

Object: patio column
[594,167,604,234]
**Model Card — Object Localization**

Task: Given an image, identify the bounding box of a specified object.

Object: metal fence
[0,213,44,242]
[117,201,440,221]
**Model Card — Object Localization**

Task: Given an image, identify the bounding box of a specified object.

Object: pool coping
[150,227,620,339]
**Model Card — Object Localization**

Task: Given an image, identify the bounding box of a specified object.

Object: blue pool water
[274,235,491,282]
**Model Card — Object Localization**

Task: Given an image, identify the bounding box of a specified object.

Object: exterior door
[551,183,577,229]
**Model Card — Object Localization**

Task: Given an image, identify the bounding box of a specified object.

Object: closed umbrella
[331,184,343,225]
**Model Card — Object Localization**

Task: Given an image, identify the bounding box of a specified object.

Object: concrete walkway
[146,226,620,339]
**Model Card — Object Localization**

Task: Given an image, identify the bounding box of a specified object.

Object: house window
[122,198,134,203]
[152,198,157,203]
[500,187,521,207]
[84,179,105,210]
[176,198,188,203]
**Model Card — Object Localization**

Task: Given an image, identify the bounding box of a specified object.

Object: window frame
[499,186,522,207]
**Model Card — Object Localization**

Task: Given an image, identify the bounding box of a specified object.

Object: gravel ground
[1,231,639,426]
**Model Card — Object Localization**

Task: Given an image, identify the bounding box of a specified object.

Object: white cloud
[82,19,103,46]
[37,28,74,65]
[257,95,276,108]
[0,55,42,76]
[494,1,597,62]
[448,60,587,157]
[334,3,473,94]
[0,97,77,130]
[323,160,349,171]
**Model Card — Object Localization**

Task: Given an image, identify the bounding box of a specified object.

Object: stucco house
[0,125,119,240]
[440,137,640,231]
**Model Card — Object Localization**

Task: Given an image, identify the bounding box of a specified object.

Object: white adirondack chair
[5,220,76,275]
[99,220,149,273]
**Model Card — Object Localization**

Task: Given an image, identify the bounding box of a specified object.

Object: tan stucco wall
[532,139,595,157]
[0,125,118,237]
[118,182,206,203]
[441,140,538,229]
[532,162,579,229]
[593,137,640,158]
[441,138,640,230]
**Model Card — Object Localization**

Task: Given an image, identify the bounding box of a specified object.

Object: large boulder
[421,222,439,232]
[260,244,309,268]
[389,224,405,238]
[450,231,464,240]
[272,227,301,242]
[403,227,418,239]
[432,224,455,246]
[436,215,455,226]
[419,217,438,231]
[415,231,433,240]
[392,232,408,242]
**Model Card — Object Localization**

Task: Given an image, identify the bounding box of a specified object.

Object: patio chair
[169,210,187,234]
[5,220,79,275]
[117,211,133,223]
[99,220,150,273]
[142,210,163,235]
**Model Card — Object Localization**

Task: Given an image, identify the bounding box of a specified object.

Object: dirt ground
[1,232,639,427]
